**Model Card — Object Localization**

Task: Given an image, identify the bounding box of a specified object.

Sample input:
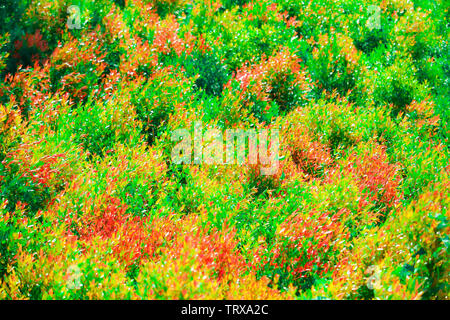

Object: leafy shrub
[308,32,362,96]
[0,0,448,301]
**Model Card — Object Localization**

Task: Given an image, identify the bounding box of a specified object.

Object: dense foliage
[0,0,448,299]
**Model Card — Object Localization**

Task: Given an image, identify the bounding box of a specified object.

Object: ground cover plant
[0,0,448,300]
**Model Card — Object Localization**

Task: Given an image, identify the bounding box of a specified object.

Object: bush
[0,0,448,301]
